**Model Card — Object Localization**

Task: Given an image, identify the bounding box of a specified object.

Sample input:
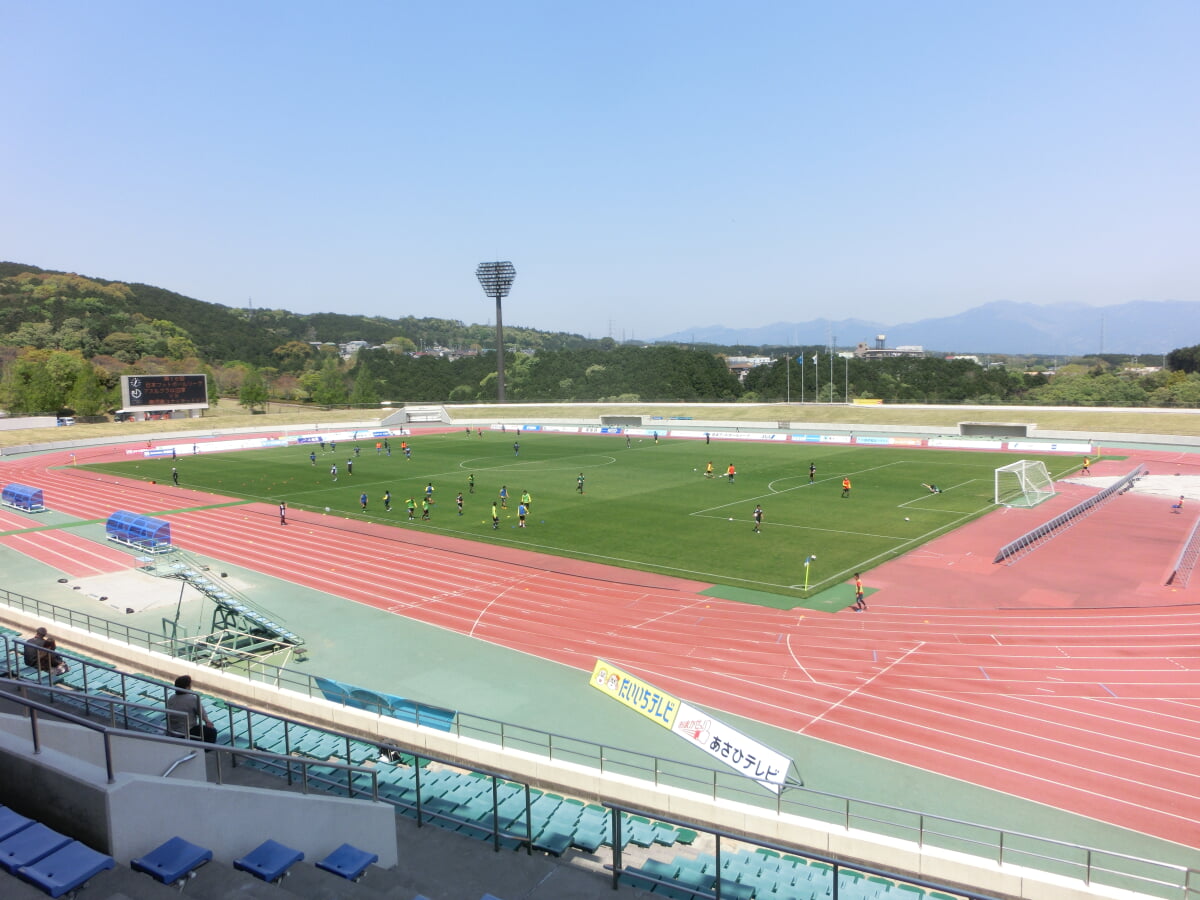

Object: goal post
[995,460,1055,507]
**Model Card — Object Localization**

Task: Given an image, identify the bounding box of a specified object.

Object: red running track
[3,446,1200,849]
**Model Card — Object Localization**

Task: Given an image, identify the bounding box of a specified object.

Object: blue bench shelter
[1,483,45,513]
[105,510,173,553]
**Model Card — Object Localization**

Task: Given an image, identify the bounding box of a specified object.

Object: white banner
[590,660,792,793]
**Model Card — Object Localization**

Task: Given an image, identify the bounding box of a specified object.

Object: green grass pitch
[84,434,1077,609]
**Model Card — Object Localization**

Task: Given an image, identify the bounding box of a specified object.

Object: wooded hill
[0,262,595,366]
[4,261,1200,416]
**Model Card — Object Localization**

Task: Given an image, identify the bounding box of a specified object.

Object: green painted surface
[1,481,1198,879]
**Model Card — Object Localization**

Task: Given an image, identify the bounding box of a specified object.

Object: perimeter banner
[590,660,793,793]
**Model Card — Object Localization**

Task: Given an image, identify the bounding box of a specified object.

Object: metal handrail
[0,677,380,802]
[1,597,1195,897]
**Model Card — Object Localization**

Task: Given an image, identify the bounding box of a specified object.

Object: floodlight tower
[476,261,516,403]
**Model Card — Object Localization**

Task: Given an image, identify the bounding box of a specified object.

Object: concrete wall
[0,710,397,867]
[0,605,1151,899]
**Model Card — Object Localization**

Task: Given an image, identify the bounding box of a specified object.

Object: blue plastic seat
[233,838,304,883]
[131,836,213,885]
[0,822,72,874]
[17,840,114,897]
[315,843,378,882]
[0,807,33,841]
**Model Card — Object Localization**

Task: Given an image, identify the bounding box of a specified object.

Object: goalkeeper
[922,483,942,494]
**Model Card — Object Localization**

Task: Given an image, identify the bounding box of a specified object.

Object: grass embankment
[4,400,1197,453]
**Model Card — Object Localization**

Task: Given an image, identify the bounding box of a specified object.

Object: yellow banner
[852,398,883,405]
[589,660,679,729]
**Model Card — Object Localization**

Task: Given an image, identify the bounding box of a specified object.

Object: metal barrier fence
[1167,514,1200,588]
[993,465,1147,564]
[2,587,1197,898]
[0,677,380,801]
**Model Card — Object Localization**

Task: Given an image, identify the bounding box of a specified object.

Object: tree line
[3,262,1200,414]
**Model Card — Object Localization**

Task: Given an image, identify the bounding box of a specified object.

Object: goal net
[995,460,1055,507]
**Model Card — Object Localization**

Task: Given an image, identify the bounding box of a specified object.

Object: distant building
[855,334,924,360]
[724,355,773,381]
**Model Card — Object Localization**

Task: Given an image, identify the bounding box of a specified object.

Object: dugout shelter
[1,483,45,513]
[105,510,173,553]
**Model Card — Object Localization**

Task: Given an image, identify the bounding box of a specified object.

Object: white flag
[811,353,818,365]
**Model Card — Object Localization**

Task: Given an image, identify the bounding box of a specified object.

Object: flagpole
[814,353,819,404]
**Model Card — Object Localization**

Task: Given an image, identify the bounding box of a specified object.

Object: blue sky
[3,1,1196,340]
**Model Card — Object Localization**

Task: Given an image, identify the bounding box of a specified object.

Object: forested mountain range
[0,262,593,366]
[4,260,1200,416]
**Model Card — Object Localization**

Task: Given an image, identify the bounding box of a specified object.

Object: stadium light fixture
[476,261,516,404]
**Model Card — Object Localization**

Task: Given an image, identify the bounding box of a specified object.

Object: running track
[3,445,1200,850]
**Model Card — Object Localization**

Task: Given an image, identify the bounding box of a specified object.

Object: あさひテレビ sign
[589,660,793,793]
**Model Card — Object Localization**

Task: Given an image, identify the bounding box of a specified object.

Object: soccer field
[85,433,1077,609]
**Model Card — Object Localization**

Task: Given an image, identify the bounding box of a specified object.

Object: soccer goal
[995,460,1056,507]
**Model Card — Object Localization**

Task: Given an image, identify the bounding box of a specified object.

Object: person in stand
[853,573,867,611]
[456,492,464,515]
[165,675,215,742]
[383,490,392,512]
[841,476,852,498]
[752,504,763,533]
[809,462,816,484]
[727,463,736,484]
[23,626,66,674]
[577,472,586,494]
[279,501,287,526]
[491,501,499,530]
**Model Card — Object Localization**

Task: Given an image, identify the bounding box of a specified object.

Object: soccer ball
[728,517,733,521]
[693,468,697,471]
[324,506,330,513]
[904,516,910,521]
